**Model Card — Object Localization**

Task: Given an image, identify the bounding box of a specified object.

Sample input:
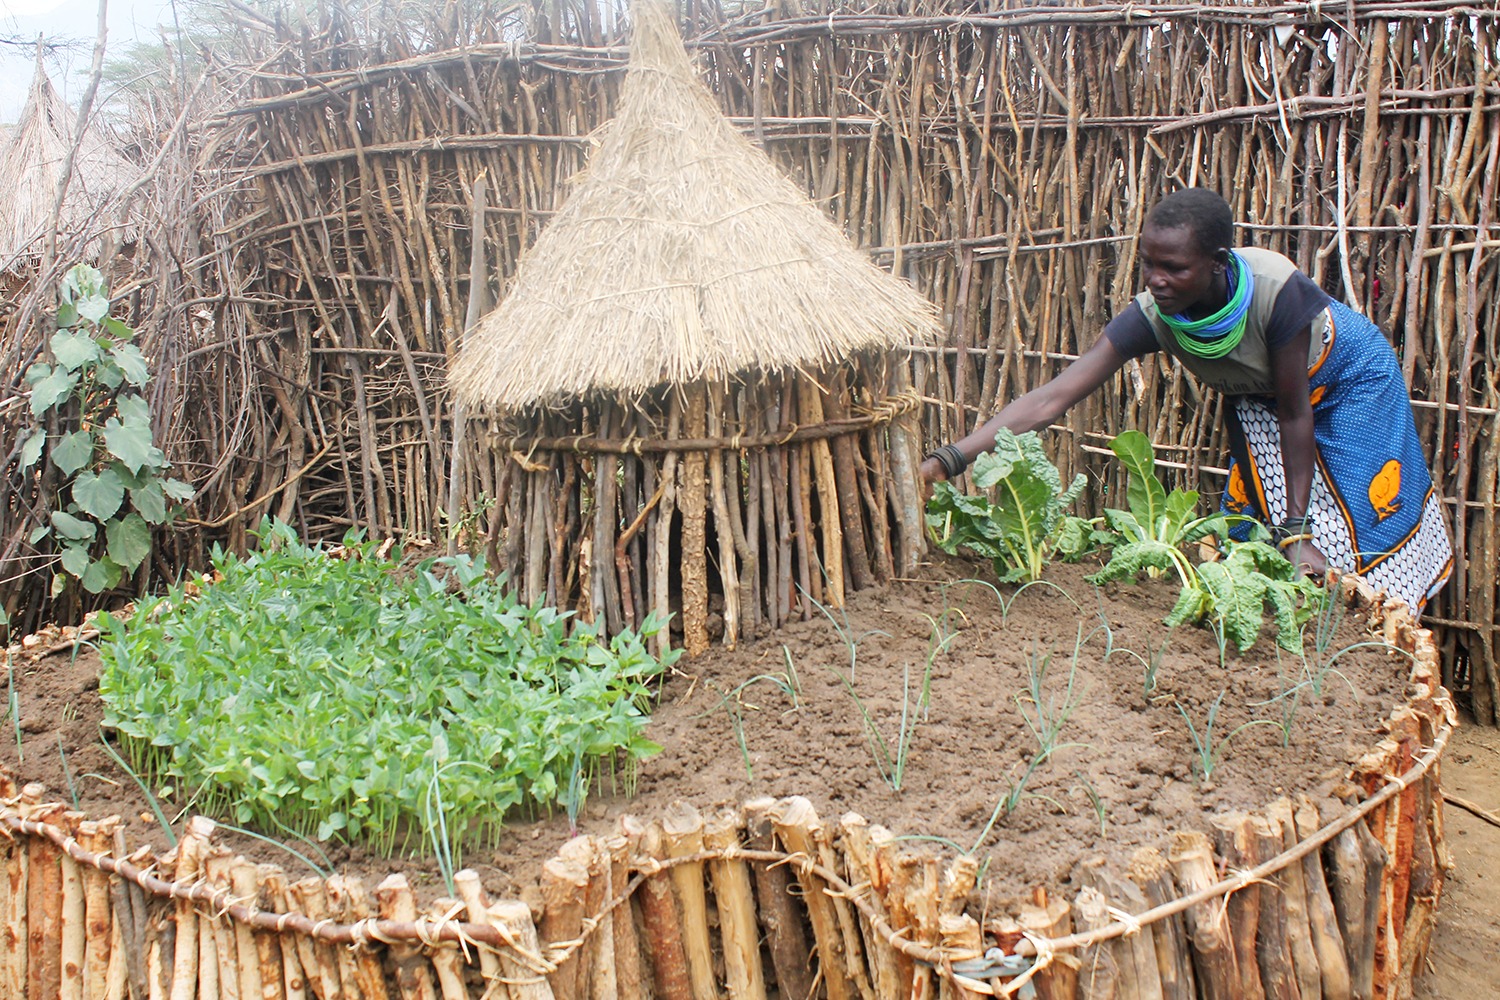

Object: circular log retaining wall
[1,570,1454,1000]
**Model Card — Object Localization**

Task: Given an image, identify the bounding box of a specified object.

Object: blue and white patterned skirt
[1222,300,1453,616]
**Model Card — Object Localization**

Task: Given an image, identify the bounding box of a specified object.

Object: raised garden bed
[0,548,1454,999]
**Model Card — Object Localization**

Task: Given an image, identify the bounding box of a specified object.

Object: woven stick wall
[0,1,1496,710]
[0,570,1454,999]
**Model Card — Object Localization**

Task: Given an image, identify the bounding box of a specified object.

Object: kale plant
[926,429,1102,582]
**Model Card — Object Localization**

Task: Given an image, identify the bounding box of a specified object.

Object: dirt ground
[1412,718,1500,999]
[3,553,1419,922]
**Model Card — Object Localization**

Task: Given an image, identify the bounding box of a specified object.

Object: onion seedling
[1174,691,1280,784]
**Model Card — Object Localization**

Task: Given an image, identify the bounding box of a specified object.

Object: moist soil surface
[4,553,1415,918]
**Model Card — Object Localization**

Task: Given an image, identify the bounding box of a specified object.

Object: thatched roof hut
[0,58,138,270]
[451,0,940,655]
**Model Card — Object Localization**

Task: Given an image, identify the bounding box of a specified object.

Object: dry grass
[449,0,939,411]
[0,60,137,269]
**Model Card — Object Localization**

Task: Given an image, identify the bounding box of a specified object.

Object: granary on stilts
[0,54,138,275]
[450,0,941,656]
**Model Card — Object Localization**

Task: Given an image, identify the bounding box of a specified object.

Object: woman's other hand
[918,455,947,504]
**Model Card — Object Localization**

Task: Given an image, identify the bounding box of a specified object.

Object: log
[454,869,505,996]
[1128,848,1196,1000]
[605,832,647,1000]
[1168,831,1236,1000]
[770,797,856,1000]
[1326,812,1386,1000]
[60,826,86,1000]
[252,864,290,1000]
[661,802,721,1000]
[291,877,345,1000]
[539,849,590,1000]
[1017,890,1078,1000]
[1265,800,1322,1000]
[262,867,309,1000]
[106,899,127,1000]
[1294,798,1352,1000]
[377,874,439,1000]
[564,836,616,1000]
[1247,815,1300,1000]
[636,821,694,1000]
[229,861,268,1000]
[938,913,986,1000]
[334,875,389,1000]
[202,851,235,1000]
[744,799,815,1000]
[1074,886,1118,1000]
[1081,857,1164,1000]
[169,816,215,1000]
[78,820,116,1000]
[893,849,938,1000]
[704,805,768,1000]
[428,898,471,1000]
[25,796,65,1000]
[798,385,846,605]
[681,384,711,655]
[3,792,27,997]
[490,899,558,1000]
[1210,812,1266,1000]
[838,812,902,1000]
[868,824,917,992]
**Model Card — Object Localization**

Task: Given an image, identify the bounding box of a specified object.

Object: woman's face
[1138,223,1227,318]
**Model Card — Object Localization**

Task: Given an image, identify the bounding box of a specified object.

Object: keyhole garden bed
[0,513,1453,999]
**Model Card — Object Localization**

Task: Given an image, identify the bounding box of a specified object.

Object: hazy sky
[0,0,177,121]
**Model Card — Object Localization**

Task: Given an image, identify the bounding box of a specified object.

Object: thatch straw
[0,57,138,269]
[449,0,940,411]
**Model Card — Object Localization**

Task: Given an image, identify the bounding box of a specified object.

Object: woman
[921,188,1452,616]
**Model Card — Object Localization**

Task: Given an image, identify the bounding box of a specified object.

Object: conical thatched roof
[0,59,139,268]
[450,0,940,411]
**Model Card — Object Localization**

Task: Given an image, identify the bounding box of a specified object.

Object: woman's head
[1139,188,1234,316]
[1144,188,1233,256]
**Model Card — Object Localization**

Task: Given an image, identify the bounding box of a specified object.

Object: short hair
[1145,188,1234,256]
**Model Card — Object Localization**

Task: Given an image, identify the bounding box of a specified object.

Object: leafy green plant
[927,429,1104,582]
[1087,432,1324,654]
[1174,692,1280,784]
[97,519,675,854]
[19,264,193,596]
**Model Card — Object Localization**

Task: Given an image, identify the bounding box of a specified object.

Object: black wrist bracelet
[924,444,969,479]
[1270,515,1316,545]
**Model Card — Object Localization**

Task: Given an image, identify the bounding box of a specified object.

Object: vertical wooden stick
[1018,889,1078,1000]
[605,832,646,1000]
[681,384,711,655]
[1248,814,1301,1000]
[539,851,590,1000]
[704,805,768,1000]
[1295,797,1352,1000]
[427,898,472,1000]
[635,822,693,1000]
[337,876,392,1000]
[202,851,233,1000]
[1074,886,1118,999]
[3,790,28,997]
[376,874,438,1000]
[25,795,65,1000]
[1080,858,1163,1000]
[661,802,721,1000]
[292,877,344,1000]
[770,797,855,1000]
[1210,813,1265,1000]
[838,813,901,1000]
[78,819,115,1000]
[169,815,215,1000]
[454,869,504,995]
[1127,848,1195,1000]
[490,899,558,1000]
[261,867,309,1000]
[229,860,267,1000]
[1168,832,1235,1000]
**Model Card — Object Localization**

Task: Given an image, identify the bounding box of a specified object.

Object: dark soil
[2,553,1414,916]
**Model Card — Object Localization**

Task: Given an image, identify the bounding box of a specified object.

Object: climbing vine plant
[18,265,192,596]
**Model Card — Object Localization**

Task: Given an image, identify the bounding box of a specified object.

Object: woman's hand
[918,455,947,504]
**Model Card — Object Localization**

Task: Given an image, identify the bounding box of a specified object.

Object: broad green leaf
[1161,489,1201,540]
[1110,430,1166,531]
[50,573,67,598]
[60,543,91,577]
[74,467,126,520]
[80,556,122,594]
[18,429,44,470]
[28,524,50,544]
[50,509,97,542]
[62,264,104,303]
[55,301,78,329]
[106,515,151,570]
[117,394,152,426]
[131,481,167,523]
[50,329,100,371]
[103,316,134,342]
[96,363,123,390]
[77,293,110,325]
[24,361,52,386]
[29,367,78,417]
[102,417,154,473]
[163,479,194,503]
[111,344,150,386]
[51,430,95,476]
